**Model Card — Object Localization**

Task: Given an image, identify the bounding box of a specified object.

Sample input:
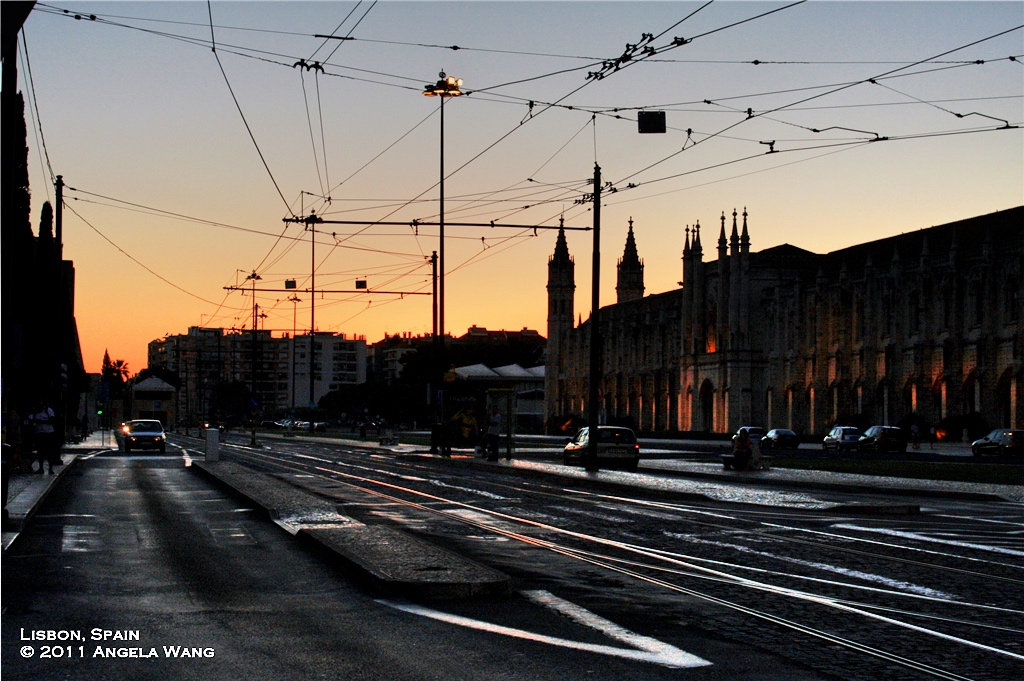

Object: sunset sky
[17,1,1024,375]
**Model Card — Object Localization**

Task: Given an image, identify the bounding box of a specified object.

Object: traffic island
[190,459,510,600]
[300,524,511,601]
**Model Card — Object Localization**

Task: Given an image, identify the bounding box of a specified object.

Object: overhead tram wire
[449,54,1021,129]
[316,0,378,64]
[435,0,810,200]
[207,2,295,218]
[611,26,1024,190]
[18,31,56,189]
[65,203,226,308]
[306,0,364,63]
[62,187,427,261]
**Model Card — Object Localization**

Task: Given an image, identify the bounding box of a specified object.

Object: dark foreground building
[546,207,1023,438]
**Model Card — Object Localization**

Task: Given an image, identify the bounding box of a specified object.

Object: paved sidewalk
[2,431,114,552]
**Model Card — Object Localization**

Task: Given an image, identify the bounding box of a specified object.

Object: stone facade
[546,207,1023,437]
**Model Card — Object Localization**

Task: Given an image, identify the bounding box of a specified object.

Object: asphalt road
[3,452,818,681]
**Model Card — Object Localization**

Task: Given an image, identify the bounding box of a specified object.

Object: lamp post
[423,72,462,456]
[422,71,463,345]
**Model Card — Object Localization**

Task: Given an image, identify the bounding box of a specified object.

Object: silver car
[563,426,640,472]
[122,419,166,453]
[823,426,861,452]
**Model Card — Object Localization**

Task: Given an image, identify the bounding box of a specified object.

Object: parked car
[731,426,766,445]
[857,425,907,454]
[761,428,799,450]
[121,419,166,453]
[972,429,1024,458]
[563,426,640,472]
[823,426,862,452]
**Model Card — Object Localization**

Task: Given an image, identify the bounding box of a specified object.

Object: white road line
[378,593,711,669]
[61,525,101,553]
[833,524,1024,558]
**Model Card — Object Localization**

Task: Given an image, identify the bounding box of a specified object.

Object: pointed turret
[718,212,728,258]
[546,216,576,430]
[729,208,739,257]
[616,217,645,303]
[740,207,750,254]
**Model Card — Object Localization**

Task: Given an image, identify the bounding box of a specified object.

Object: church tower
[616,218,645,303]
[546,220,575,427]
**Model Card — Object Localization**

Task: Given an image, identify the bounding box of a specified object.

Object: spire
[550,218,572,266]
[683,224,691,257]
[693,220,703,257]
[718,212,728,255]
[621,217,641,263]
[729,208,739,256]
[740,207,750,253]
[616,217,645,303]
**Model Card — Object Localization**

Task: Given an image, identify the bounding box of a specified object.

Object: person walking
[29,400,59,475]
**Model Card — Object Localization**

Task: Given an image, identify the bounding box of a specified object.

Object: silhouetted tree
[101,350,130,397]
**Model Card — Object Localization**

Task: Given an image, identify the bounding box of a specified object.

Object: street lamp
[422,71,463,344]
[423,71,462,456]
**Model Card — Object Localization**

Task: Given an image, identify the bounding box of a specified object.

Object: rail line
[198,438,1023,680]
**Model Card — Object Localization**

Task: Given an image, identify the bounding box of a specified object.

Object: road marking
[378,591,711,669]
[61,525,101,552]
[833,524,1024,558]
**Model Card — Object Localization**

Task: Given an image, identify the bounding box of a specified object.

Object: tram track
[192,437,1024,680]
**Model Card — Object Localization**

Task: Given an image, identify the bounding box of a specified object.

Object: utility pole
[307,213,318,432]
[245,271,261,446]
[288,294,301,411]
[586,163,602,472]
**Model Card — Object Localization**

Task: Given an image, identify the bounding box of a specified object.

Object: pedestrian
[929,425,937,450]
[486,406,502,461]
[911,423,921,450]
[29,399,59,475]
[732,428,752,471]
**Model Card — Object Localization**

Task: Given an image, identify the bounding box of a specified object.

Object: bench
[720,452,772,471]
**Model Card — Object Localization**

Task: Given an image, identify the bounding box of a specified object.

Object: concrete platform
[190,460,511,600]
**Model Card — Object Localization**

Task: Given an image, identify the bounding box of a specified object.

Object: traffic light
[97,408,104,416]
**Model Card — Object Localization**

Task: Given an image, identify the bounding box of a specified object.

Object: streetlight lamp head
[423,72,463,98]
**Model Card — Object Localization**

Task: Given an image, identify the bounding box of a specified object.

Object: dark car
[972,429,1024,458]
[823,426,862,452]
[761,428,799,450]
[857,425,907,454]
[121,419,166,453]
[563,426,640,472]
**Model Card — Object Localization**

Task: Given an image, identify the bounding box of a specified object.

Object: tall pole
[586,164,602,472]
[439,95,446,344]
[431,251,438,345]
[55,175,64,259]
[246,270,260,446]
[289,294,300,410]
[308,213,316,431]
[422,72,462,456]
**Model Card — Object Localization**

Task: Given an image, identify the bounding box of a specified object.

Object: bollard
[205,427,220,461]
